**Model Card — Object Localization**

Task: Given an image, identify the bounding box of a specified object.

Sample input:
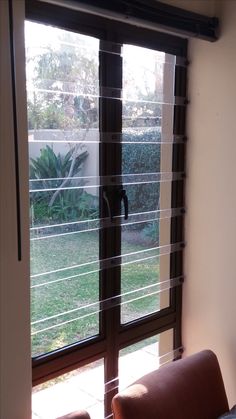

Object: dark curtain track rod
[8,0,22,261]
[65,0,219,41]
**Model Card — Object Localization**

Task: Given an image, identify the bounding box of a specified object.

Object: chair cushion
[56,410,90,419]
[112,350,229,419]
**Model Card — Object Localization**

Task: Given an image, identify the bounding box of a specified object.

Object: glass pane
[25,21,100,356]
[32,359,104,419]
[121,45,175,323]
[119,329,173,390]
[121,250,159,323]
[122,142,161,173]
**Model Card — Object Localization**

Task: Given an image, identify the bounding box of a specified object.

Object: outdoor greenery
[30,144,87,179]
[30,145,98,225]
[30,130,161,234]
[123,129,161,222]
[27,24,163,357]
[27,30,98,131]
[31,231,160,355]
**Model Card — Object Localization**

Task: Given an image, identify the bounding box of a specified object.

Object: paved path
[32,343,160,419]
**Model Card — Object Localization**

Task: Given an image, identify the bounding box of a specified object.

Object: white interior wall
[0,1,31,418]
[162,0,236,407]
[184,0,236,406]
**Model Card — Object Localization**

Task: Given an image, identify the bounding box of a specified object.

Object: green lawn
[31,230,160,356]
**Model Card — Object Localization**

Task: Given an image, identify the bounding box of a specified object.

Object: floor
[32,343,160,419]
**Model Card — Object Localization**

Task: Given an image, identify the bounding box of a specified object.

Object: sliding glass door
[25,6,186,417]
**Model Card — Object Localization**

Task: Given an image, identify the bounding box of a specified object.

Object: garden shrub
[122,129,161,242]
[30,129,161,238]
[30,145,98,226]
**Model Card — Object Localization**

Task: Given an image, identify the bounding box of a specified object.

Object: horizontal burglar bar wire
[29,172,184,192]
[31,252,168,283]
[32,292,171,333]
[176,57,187,67]
[100,87,182,105]
[26,78,98,94]
[105,347,183,395]
[31,310,98,335]
[28,130,185,144]
[31,276,183,326]
[27,86,183,106]
[28,139,181,144]
[104,346,183,398]
[30,219,161,240]
[31,277,183,333]
[26,40,178,65]
[27,64,176,92]
[28,137,187,145]
[31,242,184,280]
[28,132,185,144]
[30,208,173,230]
[100,132,185,143]
[156,347,184,366]
[30,208,184,240]
[31,268,99,289]
[29,172,181,184]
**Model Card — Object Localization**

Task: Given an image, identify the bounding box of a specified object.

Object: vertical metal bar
[8,0,22,261]
[99,38,122,418]
[171,62,187,353]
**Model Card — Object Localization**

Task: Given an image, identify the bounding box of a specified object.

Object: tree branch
[48,101,91,207]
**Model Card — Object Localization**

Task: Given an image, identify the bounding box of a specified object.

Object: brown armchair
[112,350,229,419]
[57,410,91,419]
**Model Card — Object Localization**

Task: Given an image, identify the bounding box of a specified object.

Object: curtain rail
[36,0,219,42]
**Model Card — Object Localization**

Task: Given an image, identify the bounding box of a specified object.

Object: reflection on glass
[25,21,100,356]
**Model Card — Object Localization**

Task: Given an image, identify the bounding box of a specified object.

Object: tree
[27,27,163,229]
[27,30,99,130]
[27,28,100,224]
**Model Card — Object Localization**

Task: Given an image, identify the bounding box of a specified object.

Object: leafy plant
[30,145,88,180]
[122,129,161,216]
[30,145,91,226]
[47,190,99,223]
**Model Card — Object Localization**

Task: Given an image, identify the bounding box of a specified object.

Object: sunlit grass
[31,231,160,356]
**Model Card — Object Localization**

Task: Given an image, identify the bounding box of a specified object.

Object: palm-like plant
[30,145,89,225]
[30,145,88,180]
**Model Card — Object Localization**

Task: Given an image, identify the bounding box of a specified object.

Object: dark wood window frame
[26,1,187,416]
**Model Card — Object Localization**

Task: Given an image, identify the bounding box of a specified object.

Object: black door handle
[120,189,128,220]
[103,188,129,221]
[103,190,113,221]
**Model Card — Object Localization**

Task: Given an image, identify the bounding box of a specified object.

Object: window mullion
[99,38,123,417]
[171,61,187,353]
